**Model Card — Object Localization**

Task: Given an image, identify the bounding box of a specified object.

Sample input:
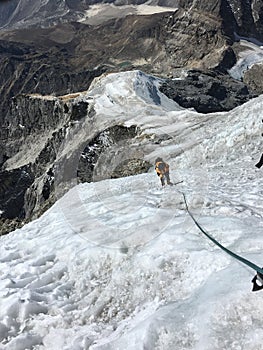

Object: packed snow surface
[0,70,263,349]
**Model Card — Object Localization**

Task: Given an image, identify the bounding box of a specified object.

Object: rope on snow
[180,191,263,292]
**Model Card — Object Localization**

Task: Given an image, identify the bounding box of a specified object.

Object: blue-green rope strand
[181,192,263,275]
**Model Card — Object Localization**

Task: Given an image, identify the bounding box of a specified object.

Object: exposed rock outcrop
[160,69,257,113]
[0,165,34,219]
[177,0,263,42]
[111,158,152,179]
[0,92,150,224]
[77,125,143,183]
[243,63,263,95]
[0,92,94,221]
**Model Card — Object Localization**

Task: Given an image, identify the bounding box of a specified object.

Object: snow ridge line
[179,191,263,289]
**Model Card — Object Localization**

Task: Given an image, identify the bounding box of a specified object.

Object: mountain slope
[0,0,262,42]
[0,0,262,120]
[0,0,263,233]
[0,69,262,349]
[0,1,263,348]
[0,0,176,29]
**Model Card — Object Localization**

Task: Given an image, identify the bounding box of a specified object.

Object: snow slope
[229,34,263,80]
[0,70,263,349]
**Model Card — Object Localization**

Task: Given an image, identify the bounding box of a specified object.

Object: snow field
[0,70,263,349]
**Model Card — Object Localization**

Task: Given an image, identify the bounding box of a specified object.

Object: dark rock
[77,125,139,183]
[214,47,237,73]
[225,0,263,40]
[0,165,34,219]
[0,94,64,163]
[159,70,257,113]
[0,91,97,223]
[42,168,55,200]
[0,218,26,236]
[0,39,107,115]
[111,158,151,179]
[243,64,263,95]
[70,101,89,121]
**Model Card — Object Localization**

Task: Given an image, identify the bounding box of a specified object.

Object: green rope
[181,192,263,275]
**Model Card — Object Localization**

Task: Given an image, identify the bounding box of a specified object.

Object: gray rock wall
[178,0,263,42]
[0,92,91,222]
[0,92,148,226]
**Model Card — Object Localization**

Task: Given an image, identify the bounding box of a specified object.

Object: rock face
[226,0,263,40]
[0,93,150,224]
[177,0,263,42]
[0,165,34,236]
[0,92,93,221]
[77,125,139,183]
[78,125,152,182]
[111,158,152,179]
[160,70,257,113]
[0,165,34,219]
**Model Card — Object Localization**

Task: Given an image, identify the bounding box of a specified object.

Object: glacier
[0,70,263,350]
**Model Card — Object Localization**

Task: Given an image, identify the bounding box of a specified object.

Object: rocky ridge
[0,87,150,234]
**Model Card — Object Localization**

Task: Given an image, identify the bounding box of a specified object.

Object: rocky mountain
[0,0,263,234]
[1,0,262,116]
[1,0,263,41]
[0,0,176,29]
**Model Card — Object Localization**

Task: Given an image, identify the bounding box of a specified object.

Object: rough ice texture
[0,69,262,349]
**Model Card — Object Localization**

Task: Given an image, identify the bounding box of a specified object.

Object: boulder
[243,63,263,95]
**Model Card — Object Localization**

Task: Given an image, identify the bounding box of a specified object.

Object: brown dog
[155,158,173,186]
